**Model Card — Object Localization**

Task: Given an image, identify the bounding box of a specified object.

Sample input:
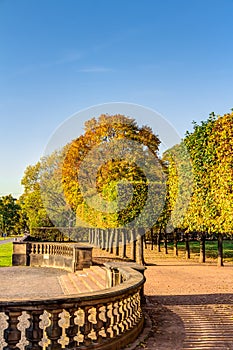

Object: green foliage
[20,162,52,231]
[165,111,233,237]
[0,195,24,235]
[162,141,193,231]
[62,114,164,229]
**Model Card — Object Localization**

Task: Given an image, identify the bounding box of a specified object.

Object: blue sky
[1,0,233,197]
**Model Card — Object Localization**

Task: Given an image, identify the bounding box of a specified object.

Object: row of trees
[16,111,233,265]
[163,111,233,266]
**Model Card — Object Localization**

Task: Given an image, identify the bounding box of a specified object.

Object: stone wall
[12,241,93,272]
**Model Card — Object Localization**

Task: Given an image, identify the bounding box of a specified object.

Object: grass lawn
[0,243,13,267]
[166,240,233,262]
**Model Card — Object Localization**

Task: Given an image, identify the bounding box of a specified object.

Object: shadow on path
[136,294,233,350]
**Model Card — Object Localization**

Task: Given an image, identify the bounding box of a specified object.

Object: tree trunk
[136,228,145,265]
[217,233,224,267]
[130,229,136,262]
[101,229,106,250]
[173,229,178,256]
[106,229,110,252]
[121,229,127,258]
[163,231,168,254]
[199,232,206,263]
[88,229,92,244]
[150,228,154,250]
[109,229,114,254]
[157,229,161,253]
[114,229,119,256]
[144,230,147,250]
[185,231,190,259]
[94,228,98,246]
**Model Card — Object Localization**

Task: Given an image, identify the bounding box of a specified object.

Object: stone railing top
[0,263,145,306]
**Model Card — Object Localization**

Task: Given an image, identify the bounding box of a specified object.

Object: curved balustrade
[0,265,145,350]
[12,242,93,272]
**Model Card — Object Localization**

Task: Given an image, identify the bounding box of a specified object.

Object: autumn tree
[62,114,165,232]
[163,141,193,258]
[206,113,233,266]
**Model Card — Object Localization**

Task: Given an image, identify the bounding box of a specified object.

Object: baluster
[38,310,51,349]
[118,300,125,333]
[87,307,97,342]
[130,294,137,326]
[26,310,44,349]
[113,301,120,335]
[4,310,22,349]
[32,244,36,255]
[96,305,107,343]
[74,308,85,346]
[123,297,129,329]
[58,310,70,348]
[46,309,63,349]
[126,296,133,329]
[137,290,143,318]
[17,311,30,350]
[0,312,8,349]
[106,303,114,338]
[135,291,142,322]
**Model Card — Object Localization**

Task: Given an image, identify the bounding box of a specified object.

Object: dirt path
[136,260,233,350]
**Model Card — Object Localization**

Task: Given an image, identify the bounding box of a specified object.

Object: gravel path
[136,260,233,350]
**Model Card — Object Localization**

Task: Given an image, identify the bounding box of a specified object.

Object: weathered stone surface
[12,242,93,272]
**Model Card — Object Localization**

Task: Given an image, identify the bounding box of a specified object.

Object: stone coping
[0,264,145,305]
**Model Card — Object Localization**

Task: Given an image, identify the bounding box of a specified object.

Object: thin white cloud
[77,67,114,73]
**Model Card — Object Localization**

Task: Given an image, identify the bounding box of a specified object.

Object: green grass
[166,240,233,262]
[0,243,13,266]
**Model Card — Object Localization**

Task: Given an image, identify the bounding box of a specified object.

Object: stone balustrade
[0,264,145,350]
[12,241,93,272]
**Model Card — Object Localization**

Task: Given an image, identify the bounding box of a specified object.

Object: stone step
[58,274,79,295]
[69,273,92,294]
[59,267,107,295]
[90,265,106,278]
[76,273,103,292]
[83,267,106,289]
